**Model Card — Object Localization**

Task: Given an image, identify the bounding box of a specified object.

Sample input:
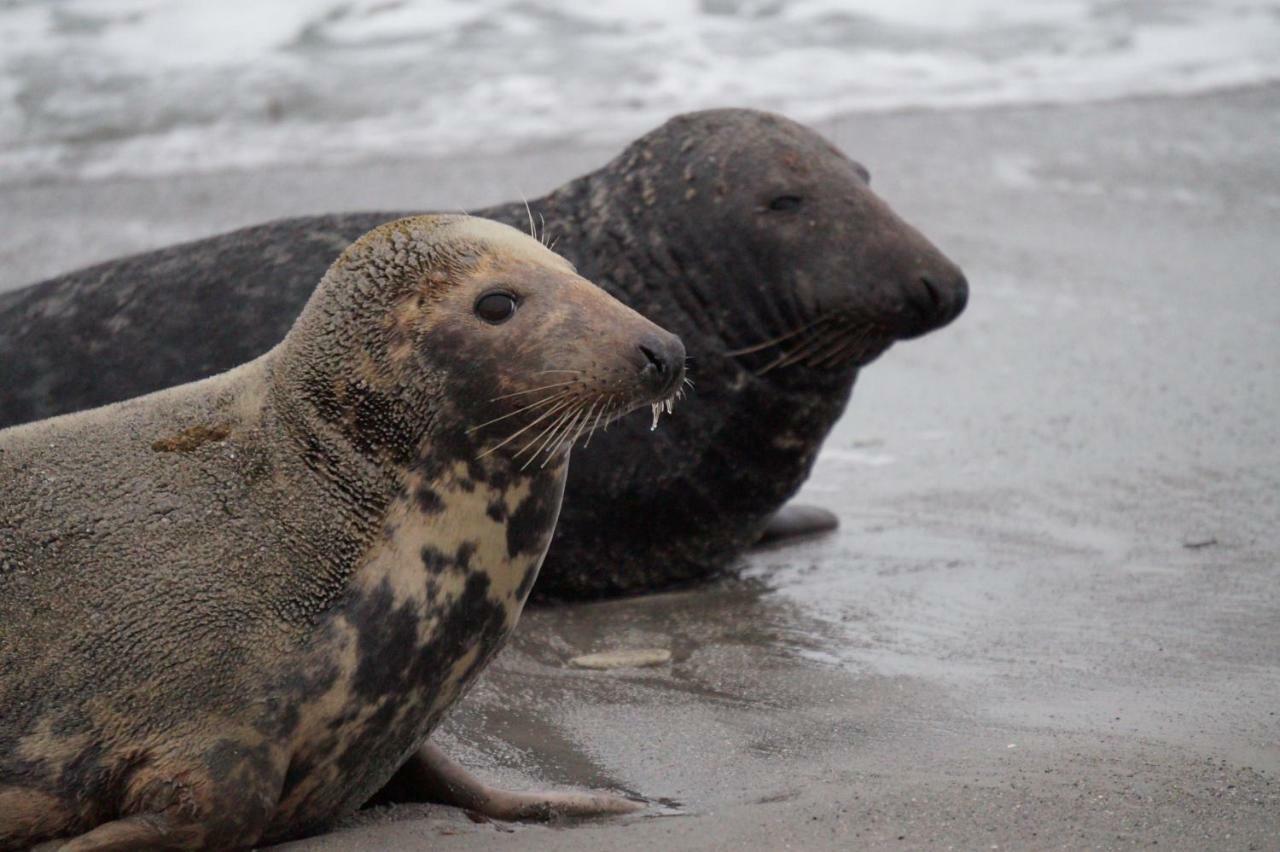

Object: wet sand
[3,86,1278,849]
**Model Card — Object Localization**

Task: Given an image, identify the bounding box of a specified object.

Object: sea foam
[2,0,1277,184]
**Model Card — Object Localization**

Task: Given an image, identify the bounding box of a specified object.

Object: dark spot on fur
[203,738,276,790]
[317,572,511,813]
[345,382,421,467]
[515,562,540,601]
[454,541,476,571]
[420,546,450,574]
[151,423,231,453]
[350,581,422,702]
[507,477,561,558]
[414,485,443,514]
[486,500,507,522]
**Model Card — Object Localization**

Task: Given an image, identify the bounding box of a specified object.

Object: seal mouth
[725,310,894,376]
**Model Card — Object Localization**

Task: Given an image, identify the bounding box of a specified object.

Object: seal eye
[768,195,803,212]
[474,291,518,324]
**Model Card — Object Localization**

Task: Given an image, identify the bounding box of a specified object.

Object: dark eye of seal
[475,290,518,324]
[768,195,803,212]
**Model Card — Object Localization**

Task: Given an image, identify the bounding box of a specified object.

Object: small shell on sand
[569,649,672,670]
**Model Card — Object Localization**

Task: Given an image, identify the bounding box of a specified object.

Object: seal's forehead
[449,216,575,274]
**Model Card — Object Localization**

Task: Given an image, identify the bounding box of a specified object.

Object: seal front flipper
[48,815,191,852]
[369,742,644,821]
[753,504,839,547]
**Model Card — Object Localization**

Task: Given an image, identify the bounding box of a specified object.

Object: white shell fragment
[569,648,673,670]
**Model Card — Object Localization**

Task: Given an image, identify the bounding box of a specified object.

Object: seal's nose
[898,265,968,338]
[636,332,686,398]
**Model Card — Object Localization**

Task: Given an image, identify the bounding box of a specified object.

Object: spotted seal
[0,215,684,850]
[0,108,967,599]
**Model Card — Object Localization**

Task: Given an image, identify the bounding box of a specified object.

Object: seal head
[568,108,968,383]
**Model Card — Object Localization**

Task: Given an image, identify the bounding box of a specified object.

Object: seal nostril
[951,274,970,318]
[919,276,943,314]
[639,343,667,375]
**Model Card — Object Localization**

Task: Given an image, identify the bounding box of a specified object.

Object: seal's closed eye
[475,290,518,324]
[767,194,803,212]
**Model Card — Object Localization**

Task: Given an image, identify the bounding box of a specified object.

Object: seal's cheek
[542,278,687,403]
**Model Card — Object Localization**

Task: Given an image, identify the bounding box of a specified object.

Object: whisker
[583,395,612,447]
[756,323,839,375]
[522,194,536,240]
[544,406,589,467]
[488,380,576,401]
[514,407,575,468]
[476,397,573,459]
[526,404,584,470]
[570,399,599,449]
[526,403,580,461]
[536,369,582,375]
[815,325,874,368]
[803,326,861,369]
[725,315,830,356]
[467,390,569,433]
[772,323,849,372]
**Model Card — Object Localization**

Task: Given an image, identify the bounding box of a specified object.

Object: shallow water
[3,0,1279,184]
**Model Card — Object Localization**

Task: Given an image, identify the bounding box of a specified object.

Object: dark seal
[0,215,682,850]
[0,108,967,599]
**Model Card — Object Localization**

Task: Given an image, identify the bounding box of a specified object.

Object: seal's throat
[352,459,565,634]
[271,458,566,828]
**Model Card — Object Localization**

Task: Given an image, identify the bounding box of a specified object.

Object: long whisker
[514,411,573,469]
[536,369,582,375]
[522,195,536,240]
[816,325,874,368]
[757,322,841,375]
[488,380,576,402]
[525,403,580,461]
[547,402,588,454]
[583,396,612,447]
[803,326,861,369]
[725,315,830,356]
[467,390,569,433]
[522,405,582,470]
[773,323,850,372]
[571,398,602,446]
[476,397,573,459]
[513,406,572,463]
[569,399,599,449]
[544,406,589,468]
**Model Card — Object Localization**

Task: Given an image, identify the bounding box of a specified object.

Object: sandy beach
[3,85,1278,849]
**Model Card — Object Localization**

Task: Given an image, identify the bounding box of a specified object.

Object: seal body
[0,108,967,598]
[0,215,684,849]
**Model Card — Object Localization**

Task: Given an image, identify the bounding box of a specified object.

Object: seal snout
[635,331,686,399]
[897,262,968,339]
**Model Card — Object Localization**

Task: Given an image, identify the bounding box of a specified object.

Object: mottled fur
[0,215,682,849]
